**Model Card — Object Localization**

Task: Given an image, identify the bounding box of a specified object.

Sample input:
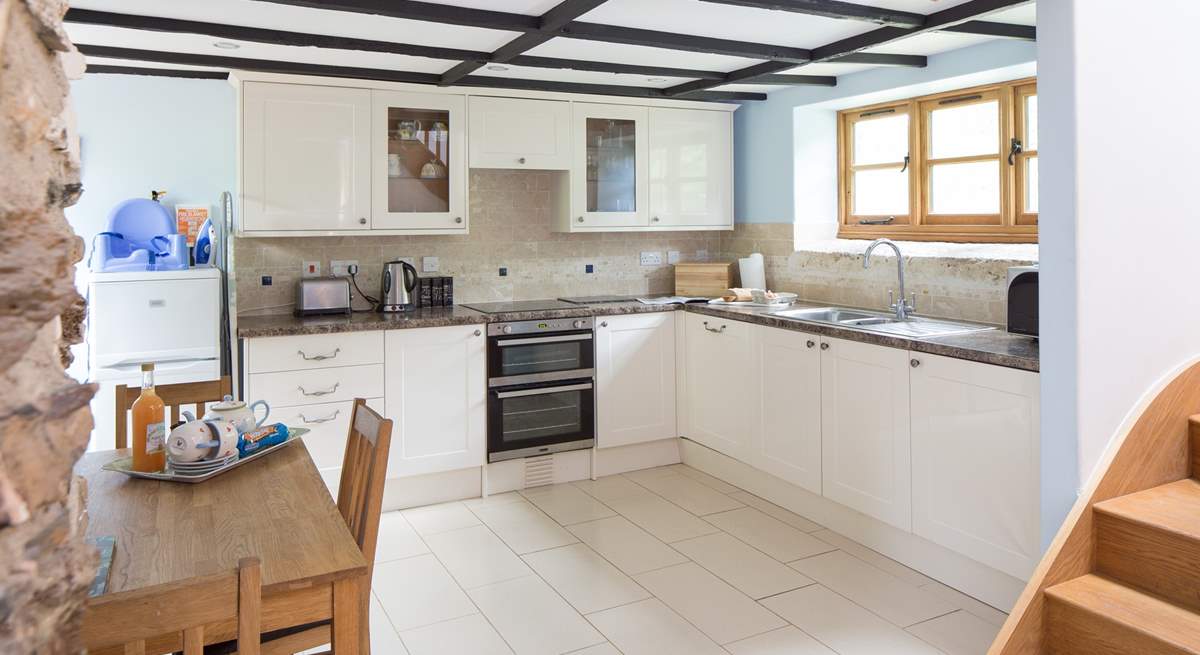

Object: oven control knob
[573,319,586,329]
[501,325,513,334]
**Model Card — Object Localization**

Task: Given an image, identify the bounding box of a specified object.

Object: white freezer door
[89,276,220,368]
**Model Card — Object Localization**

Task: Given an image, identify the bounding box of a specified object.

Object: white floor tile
[672,532,815,599]
[673,465,740,494]
[369,594,410,655]
[632,473,746,516]
[522,543,650,614]
[790,550,956,627]
[463,492,527,510]
[567,516,688,575]
[605,493,719,543]
[705,507,836,562]
[809,530,935,586]
[469,576,605,655]
[471,500,578,554]
[572,475,653,502]
[400,614,513,655]
[423,524,532,589]
[587,598,726,655]
[725,626,836,655]
[402,501,481,536]
[907,610,1002,655]
[762,585,943,655]
[727,491,823,532]
[634,562,786,645]
[621,466,681,484]
[374,511,430,563]
[521,483,617,525]
[373,554,477,632]
[565,644,621,655]
[920,580,1010,627]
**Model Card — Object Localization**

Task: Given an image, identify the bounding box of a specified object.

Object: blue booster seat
[92,193,189,272]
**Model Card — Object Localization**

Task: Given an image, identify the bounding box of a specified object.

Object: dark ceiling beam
[86,64,229,80]
[76,44,766,102]
[744,73,836,86]
[832,52,926,67]
[696,0,924,27]
[551,21,810,62]
[511,55,727,80]
[667,0,1029,97]
[940,20,1036,40]
[439,0,607,86]
[254,0,539,31]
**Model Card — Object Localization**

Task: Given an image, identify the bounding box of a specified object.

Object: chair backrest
[114,376,232,450]
[83,557,261,655]
[336,398,393,577]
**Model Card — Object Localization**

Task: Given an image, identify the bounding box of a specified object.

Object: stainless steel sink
[769,306,993,339]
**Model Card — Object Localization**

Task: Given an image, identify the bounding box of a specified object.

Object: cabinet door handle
[299,409,340,424]
[806,340,815,348]
[474,329,482,337]
[911,358,921,368]
[651,216,660,223]
[359,217,367,225]
[703,321,726,334]
[298,382,339,397]
[820,342,830,350]
[455,216,463,224]
[577,216,585,223]
[518,157,526,164]
[298,347,340,361]
[600,321,608,328]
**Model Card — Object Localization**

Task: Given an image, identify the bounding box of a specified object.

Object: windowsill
[794,238,1039,262]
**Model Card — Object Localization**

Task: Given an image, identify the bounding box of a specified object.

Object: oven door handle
[496,333,593,346]
[494,382,593,399]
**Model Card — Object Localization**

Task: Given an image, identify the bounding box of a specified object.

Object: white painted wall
[1040,1,1200,513]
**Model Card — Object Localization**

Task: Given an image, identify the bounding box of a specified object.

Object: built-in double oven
[486,317,596,462]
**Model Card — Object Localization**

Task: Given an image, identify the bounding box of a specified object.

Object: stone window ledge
[794,238,1038,263]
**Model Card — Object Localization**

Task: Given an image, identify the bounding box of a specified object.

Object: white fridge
[87,268,222,451]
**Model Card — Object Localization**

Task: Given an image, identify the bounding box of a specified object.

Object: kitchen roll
[739,253,766,291]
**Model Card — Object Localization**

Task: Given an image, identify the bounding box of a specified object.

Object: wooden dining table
[78,441,370,654]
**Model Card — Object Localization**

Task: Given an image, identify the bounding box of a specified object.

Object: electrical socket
[330,259,358,277]
[667,250,681,264]
[639,251,663,266]
[422,256,440,273]
[302,261,321,278]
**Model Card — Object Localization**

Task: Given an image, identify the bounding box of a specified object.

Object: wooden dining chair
[207,398,392,655]
[115,376,233,449]
[84,557,262,655]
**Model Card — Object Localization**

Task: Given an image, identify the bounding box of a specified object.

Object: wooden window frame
[838,77,1037,243]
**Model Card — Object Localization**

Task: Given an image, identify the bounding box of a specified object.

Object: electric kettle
[380,259,418,312]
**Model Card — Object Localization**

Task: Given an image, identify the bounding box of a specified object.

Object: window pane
[853,114,908,165]
[853,168,908,216]
[930,160,999,214]
[930,100,999,159]
[1024,94,1038,151]
[1025,156,1039,213]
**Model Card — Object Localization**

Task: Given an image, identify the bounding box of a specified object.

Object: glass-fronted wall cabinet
[371,91,466,232]
[570,103,648,229]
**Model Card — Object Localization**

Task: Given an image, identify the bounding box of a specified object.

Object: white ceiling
[67,0,1037,98]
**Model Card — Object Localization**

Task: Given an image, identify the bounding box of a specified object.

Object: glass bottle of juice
[131,363,166,472]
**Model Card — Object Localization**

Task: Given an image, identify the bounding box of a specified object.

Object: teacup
[167,417,239,463]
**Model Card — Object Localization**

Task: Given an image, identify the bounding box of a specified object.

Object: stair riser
[1190,416,1200,478]
[1046,595,1198,655]
[1096,512,1200,613]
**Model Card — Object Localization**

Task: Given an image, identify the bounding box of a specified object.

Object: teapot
[203,395,270,434]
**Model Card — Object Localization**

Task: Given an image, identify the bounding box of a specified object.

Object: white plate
[708,292,798,308]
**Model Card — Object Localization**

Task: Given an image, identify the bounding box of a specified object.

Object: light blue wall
[734,39,1038,224]
[66,74,236,288]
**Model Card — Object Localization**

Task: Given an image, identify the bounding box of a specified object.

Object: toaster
[1006,266,1038,337]
[295,277,352,316]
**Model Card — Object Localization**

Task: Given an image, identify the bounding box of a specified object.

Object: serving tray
[707,292,798,308]
[102,428,309,483]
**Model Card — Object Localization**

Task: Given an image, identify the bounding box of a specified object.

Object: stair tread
[1094,478,1200,539]
[1047,574,1200,651]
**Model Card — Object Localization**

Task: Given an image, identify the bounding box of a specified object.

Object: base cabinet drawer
[244,331,384,374]
[247,364,384,409]
[275,397,385,471]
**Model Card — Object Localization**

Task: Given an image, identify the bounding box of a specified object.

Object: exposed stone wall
[0,1,96,652]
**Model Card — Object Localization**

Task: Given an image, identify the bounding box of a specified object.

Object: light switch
[302,261,321,278]
[422,256,440,273]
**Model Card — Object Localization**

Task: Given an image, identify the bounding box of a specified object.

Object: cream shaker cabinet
[595,312,677,448]
[752,325,823,495]
[469,96,571,170]
[384,324,486,477]
[648,108,733,228]
[682,312,757,461]
[241,82,372,233]
[910,353,1041,579]
[819,336,913,532]
[371,90,467,232]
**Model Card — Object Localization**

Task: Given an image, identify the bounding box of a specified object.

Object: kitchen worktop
[237,300,1039,371]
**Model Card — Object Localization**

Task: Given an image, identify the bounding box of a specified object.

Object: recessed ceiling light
[647,77,668,83]
[486,64,509,72]
[213,41,240,50]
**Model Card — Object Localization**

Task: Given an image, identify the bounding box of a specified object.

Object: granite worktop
[238,300,1038,371]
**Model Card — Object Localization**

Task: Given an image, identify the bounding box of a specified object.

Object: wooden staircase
[990,360,1200,654]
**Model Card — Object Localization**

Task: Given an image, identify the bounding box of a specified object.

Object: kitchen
[16,1,1181,654]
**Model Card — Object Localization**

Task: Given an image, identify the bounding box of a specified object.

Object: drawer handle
[298,347,340,361]
[298,382,340,397]
[911,358,921,368]
[703,321,726,334]
[820,342,830,351]
[806,340,815,348]
[299,409,340,424]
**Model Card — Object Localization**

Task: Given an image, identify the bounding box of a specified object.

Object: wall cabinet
[469,96,571,170]
[242,82,372,233]
[820,336,913,531]
[682,313,757,461]
[911,353,1041,579]
[384,325,486,477]
[648,108,733,228]
[569,103,649,229]
[595,312,677,448]
[753,326,822,495]
[371,90,467,232]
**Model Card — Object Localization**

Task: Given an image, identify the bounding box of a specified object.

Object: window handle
[858,216,896,225]
[900,154,909,173]
[1008,138,1023,165]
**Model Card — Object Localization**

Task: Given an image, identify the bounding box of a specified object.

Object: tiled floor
[366,464,1008,655]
